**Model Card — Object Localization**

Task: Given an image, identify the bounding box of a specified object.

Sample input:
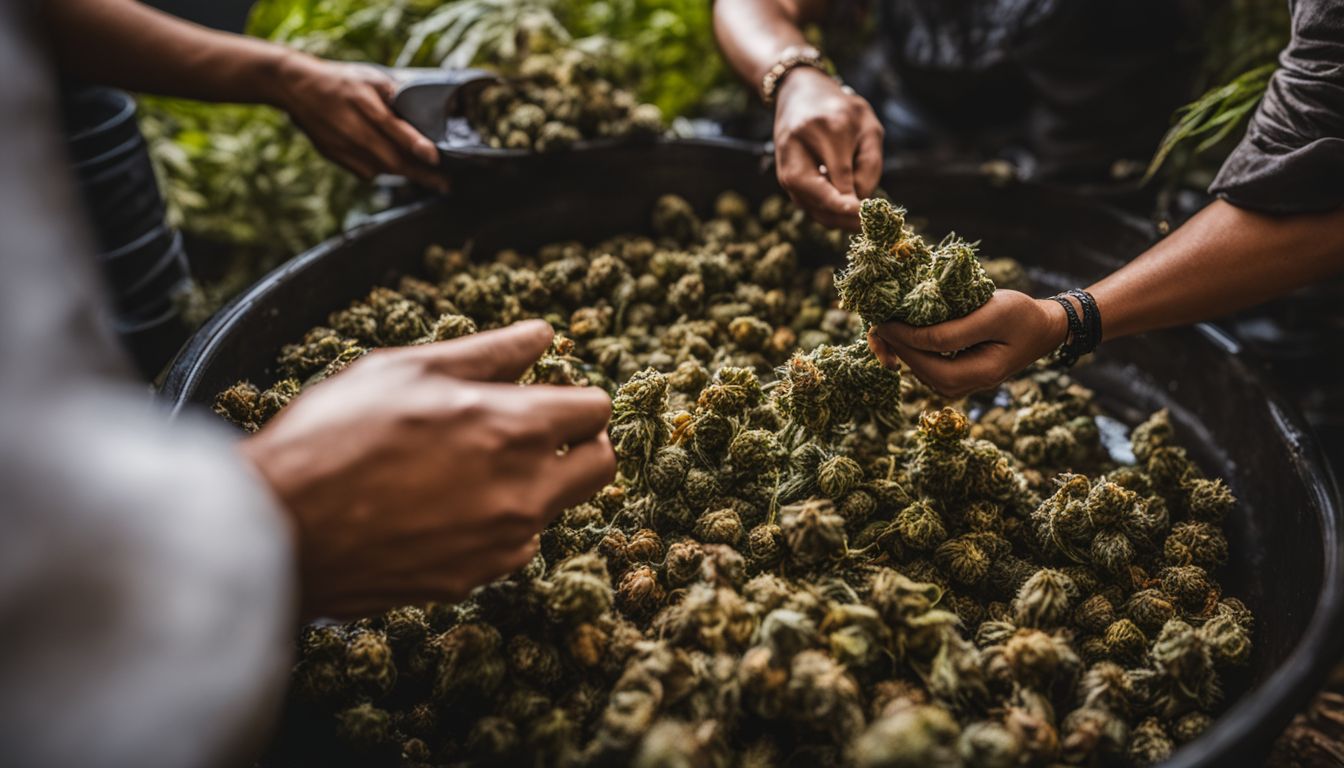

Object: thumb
[408,319,554,381]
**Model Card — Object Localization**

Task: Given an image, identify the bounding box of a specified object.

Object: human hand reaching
[868,291,1069,399]
[275,52,450,193]
[240,320,615,620]
[773,67,884,230]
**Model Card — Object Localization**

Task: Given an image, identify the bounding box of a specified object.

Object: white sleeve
[0,5,297,768]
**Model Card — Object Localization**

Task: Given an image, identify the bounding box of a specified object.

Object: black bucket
[63,86,190,378]
[63,88,167,252]
[159,141,1343,767]
[107,227,190,319]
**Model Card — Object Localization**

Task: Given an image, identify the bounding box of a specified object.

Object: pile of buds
[467,49,664,152]
[216,191,1252,767]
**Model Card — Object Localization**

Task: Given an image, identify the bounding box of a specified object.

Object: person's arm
[41,0,448,191]
[714,0,884,229]
[868,201,1344,399]
[868,0,1344,398]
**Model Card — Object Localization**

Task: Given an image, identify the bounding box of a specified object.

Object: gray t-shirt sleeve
[0,5,296,767]
[1209,0,1344,214]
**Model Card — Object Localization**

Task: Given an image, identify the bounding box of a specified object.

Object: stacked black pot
[63,86,191,379]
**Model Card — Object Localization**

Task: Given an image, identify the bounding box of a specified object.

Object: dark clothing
[1211,0,1344,213]
[874,0,1199,180]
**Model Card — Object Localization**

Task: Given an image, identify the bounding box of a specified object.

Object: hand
[274,52,450,193]
[868,291,1070,399]
[240,320,616,620]
[773,67,884,230]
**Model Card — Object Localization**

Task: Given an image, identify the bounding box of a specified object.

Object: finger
[778,140,861,229]
[352,89,442,167]
[854,126,884,197]
[520,386,613,444]
[873,294,1011,353]
[409,319,554,381]
[310,131,379,180]
[544,434,617,515]
[402,164,452,195]
[814,137,857,199]
[881,335,1006,398]
[347,118,409,178]
[867,327,903,370]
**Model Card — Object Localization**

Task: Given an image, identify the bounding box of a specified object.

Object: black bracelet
[1049,289,1102,368]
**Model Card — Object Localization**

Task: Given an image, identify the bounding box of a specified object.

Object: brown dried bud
[695,507,745,546]
[1159,565,1220,617]
[781,499,848,568]
[335,702,393,749]
[346,630,397,699]
[665,540,705,586]
[508,634,563,689]
[1102,619,1147,663]
[616,565,666,619]
[747,523,785,570]
[1012,568,1076,629]
[817,455,865,498]
[1164,521,1229,569]
[854,704,961,768]
[1126,717,1174,767]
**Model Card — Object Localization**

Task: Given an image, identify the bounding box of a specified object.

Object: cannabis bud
[835,198,995,327]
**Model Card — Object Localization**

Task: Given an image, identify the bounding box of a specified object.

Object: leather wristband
[1049,289,1101,368]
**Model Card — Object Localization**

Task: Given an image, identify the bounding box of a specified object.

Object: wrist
[1037,297,1071,347]
[260,46,311,109]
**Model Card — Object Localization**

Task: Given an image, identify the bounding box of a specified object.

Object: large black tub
[161,141,1343,766]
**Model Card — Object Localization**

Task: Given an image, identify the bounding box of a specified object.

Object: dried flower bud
[1012,569,1076,629]
[335,702,393,749]
[1172,711,1213,744]
[1060,706,1127,765]
[646,445,690,498]
[781,499,848,568]
[1072,594,1117,635]
[1125,589,1178,635]
[434,622,504,705]
[747,523,785,570]
[957,720,1023,768]
[935,535,993,587]
[727,428,787,480]
[1164,521,1229,569]
[894,499,948,552]
[1078,661,1133,715]
[854,704,961,768]
[382,605,429,654]
[509,634,563,690]
[346,630,397,699]
[1126,717,1174,767]
[1102,619,1147,663]
[812,456,864,499]
[694,508,744,546]
[467,715,519,759]
[787,650,866,744]
[617,565,667,619]
[1184,477,1236,523]
[1197,613,1252,667]
[1159,565,1220,617]
[425,312,477,341]
[665,540,705,587]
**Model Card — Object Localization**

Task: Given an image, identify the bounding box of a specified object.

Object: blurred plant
[1144,0,1291,184]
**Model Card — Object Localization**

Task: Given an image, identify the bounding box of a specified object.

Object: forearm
[713,0,821,88]
[1090,200,1344,340]
[41,0,300,106]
